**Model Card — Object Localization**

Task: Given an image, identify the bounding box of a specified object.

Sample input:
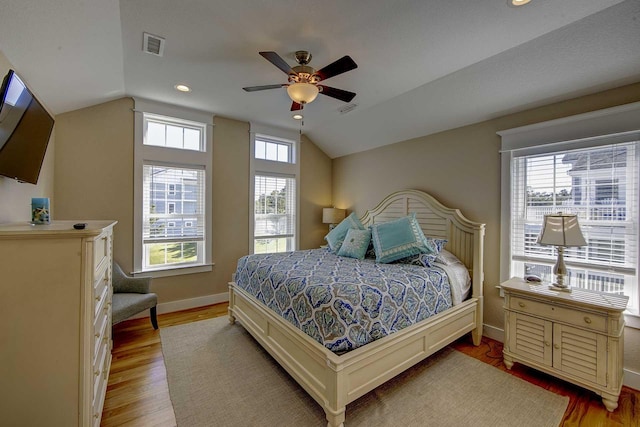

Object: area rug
[160,317,568,427]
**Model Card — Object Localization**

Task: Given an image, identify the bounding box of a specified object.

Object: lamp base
[549,284,572,293]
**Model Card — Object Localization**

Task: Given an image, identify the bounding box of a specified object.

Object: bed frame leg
[325,408,345,427]
[228,311,236,325]
[472,327,481,346]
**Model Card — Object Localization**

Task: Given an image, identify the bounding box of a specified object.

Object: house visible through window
[134,104,213,275]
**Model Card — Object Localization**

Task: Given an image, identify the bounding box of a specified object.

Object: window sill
[624,311,640,329]
[132,263,214,278]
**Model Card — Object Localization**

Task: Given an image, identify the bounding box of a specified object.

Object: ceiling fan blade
[314,56,357,81]
[259,51,296,75]
[242,84,286,92]
[291,101,303,111]
[318,85,356,103]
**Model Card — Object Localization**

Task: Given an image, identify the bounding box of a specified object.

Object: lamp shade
[537,213,587,247]
[287,83,319,104]
[322,208,346,224]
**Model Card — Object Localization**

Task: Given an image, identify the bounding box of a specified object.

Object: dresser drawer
[93,331,109,401]
[93,305,109,365]
[509,296,607,333]
[93,231,111,274]
[92,336,110,427]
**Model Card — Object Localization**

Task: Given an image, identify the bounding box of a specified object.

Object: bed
[228,189,485,427]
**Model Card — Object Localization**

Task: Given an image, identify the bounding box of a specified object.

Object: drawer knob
[518,302,525,308]
[544,341,550,347]
[584,317,592,324]
[95,294,101,302]
[94,413,100,419]
[95,333,100,338]
[554,344,560,349]
[94,369,100,377]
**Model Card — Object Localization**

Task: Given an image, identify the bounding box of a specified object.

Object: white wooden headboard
[360,189,485,298]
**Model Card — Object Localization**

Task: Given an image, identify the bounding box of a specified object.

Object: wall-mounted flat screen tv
[0,69,54,184]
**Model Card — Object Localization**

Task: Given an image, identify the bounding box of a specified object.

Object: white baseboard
[482,323,504,343]
[125,292,229,320]
[624,368,640,391]
[481,323,640,391]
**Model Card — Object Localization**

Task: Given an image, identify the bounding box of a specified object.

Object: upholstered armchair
[112,262,158,329]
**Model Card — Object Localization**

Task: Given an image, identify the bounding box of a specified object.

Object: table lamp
[322,207,346,231]
[537,212,587,292]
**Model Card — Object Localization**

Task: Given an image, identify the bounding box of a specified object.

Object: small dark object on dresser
[73,223,87,230]
[524,275,542,283]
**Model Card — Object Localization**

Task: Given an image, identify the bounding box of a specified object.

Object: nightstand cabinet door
[552,323,607,386]
[508,312,552,367]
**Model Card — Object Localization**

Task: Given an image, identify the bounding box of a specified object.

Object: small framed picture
[31,197,50,224]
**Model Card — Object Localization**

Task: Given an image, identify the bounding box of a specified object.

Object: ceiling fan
[243,50,358,111]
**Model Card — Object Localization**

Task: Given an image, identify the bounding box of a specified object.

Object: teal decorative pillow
[370,214,429,263]
[337,228,372,259]
[324,212,365,252]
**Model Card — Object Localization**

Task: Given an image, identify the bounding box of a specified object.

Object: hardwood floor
[102,304,639,427]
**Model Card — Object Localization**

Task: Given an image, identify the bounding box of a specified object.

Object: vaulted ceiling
[1,0,639,158]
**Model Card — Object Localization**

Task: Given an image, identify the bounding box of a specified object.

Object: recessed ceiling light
[510,0,531,6]
[292,114,303,120]
[175,84,191,92]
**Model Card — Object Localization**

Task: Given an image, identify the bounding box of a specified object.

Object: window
[134,100,213,276]
[500,103,640,317]
[255,137,292,162]
[509,144,638,310]
[250,125,299,254]
[254,174,296,253]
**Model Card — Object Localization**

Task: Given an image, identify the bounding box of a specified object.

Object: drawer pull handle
[95,294,101,302]
[518,302,525,308]
[94,369,100,377]
[544,341,550,347]
[584,317,592,324]
[554,344,560,349]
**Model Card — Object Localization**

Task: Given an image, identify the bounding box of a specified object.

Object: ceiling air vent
[338,103,358,115]
[143,32,165,57]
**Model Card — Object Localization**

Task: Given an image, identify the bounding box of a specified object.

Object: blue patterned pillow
[424,237,448,255]
[392,252,438,267]
[370,214,429,263]
[324,212,365,252]
[337,228,372,260]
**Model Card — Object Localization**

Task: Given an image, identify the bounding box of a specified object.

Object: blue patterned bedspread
[233,248,452,354]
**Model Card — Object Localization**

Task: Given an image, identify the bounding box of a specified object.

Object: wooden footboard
[229,283,480,427]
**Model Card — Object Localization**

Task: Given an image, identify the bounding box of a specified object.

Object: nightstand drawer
[509,296,607,333]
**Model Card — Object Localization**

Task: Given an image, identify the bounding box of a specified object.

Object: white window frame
[249,123,300,254]
[499,101,640,327]
[134,98,214,277]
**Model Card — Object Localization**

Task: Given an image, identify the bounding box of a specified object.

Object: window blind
[254,174,296,253]
[510,141,638,309]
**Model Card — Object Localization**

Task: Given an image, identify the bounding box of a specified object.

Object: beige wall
[333,82,640,373]
[0,50,55,223]
[54,99,332,304]
[299,134,333,249]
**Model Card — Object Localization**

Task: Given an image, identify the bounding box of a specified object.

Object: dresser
[501,277,628,411]
[0,220,116,426]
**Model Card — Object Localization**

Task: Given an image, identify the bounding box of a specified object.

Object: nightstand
[501,277,628,412]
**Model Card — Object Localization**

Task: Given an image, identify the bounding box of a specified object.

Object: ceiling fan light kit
[243,50,358,111]
[287,82,319,104]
